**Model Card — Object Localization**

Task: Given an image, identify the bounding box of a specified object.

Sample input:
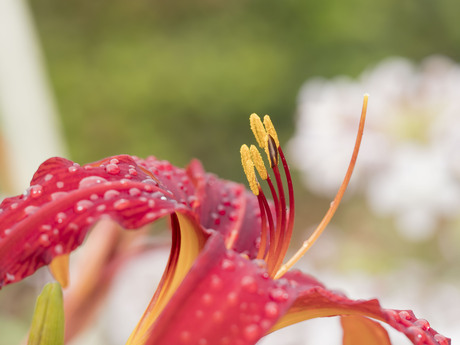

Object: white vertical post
[0,0,67,194]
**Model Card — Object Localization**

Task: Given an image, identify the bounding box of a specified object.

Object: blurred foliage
[28,0,460,183]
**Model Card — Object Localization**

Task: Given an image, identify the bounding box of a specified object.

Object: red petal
[274,271,451,345]
[186,159,257,251]
[0,155,195,288]
[146,233,297,345]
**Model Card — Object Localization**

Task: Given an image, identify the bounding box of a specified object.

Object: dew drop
[5,273,15,282]
[74,200,94,213]
[110,158,119,164]
[79,176,108,189]
[180,331,191,343]
[51,191,68,201]
[128,168,138,176]
[198,339,208,345]
[55,212,67,224]
[114,198,131,211]
[264,302,279,318]
[221,259,236,271]
[227,292,238,306]
[414,319,430,331]
[202,293,213,306]
[104,189,120,200]
[269,287,289,302]
[129,188,141,196]
[434,334,450,345]
[195,309,204,319]
[39,234,50,246]
[241,275,258,293]
[56,181,64,189]
[54,244,64,255]
[24,205,39,215]
[243,324,261,342]
[210,275,223,290]
[212,311,223,323]
[40,224,52,231]
[68,166,78,173]
[28,185,43,198]
[106,163,121,175]
[97,204,107,212]
[44,173,54,181]
[10,203,18,210]
[398,310,412,321]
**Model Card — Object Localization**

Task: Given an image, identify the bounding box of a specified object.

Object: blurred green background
[29,0,460,182]
[2,0,460,343]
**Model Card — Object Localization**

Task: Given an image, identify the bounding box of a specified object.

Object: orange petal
[341,315,391,345]
[49,254,70,288]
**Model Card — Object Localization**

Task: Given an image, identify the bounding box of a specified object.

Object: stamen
[240,145,259,195]
[267,135,279,168]
[250,114,267,148]
[274,94,369,279]
[263,115,280,148]
[250,145,268,180]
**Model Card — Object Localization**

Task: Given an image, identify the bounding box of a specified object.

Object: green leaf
[28,282,64,345]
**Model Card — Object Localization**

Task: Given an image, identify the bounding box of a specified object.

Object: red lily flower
[0,97,450,345]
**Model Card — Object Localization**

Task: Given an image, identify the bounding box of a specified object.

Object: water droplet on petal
[39,234,50,246]
[44,174,54,181]
[269,287,289,302]
[129,188,141,196]
[51,192,68,201]
[79,176,108,189]
[74,200,94,213]
[221,259,235,271]
[434,334,450,345]
[54,244,64,255]
[56,181,64,189]
[106,164,120,175]
[241,276,258,293]
[24,205,39,215]
[243,324,261,342]
[114,199,131,211]
[55,212,67,224]
[264,301,279,318]
[210,275,223,290]
[202,293,213,305]
[414,319,430,331]
[104,189,120,200]
[27,185,43,198]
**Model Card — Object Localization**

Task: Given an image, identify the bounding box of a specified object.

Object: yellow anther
[250,113,267,148]
[250,145,268,180]
[263,115,279,148]
[240,145,259,195]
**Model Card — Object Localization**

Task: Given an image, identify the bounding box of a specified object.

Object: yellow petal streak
[126,214,207,345]
[49,254,70,288]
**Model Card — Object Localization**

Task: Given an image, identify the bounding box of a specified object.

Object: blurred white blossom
[289,56,460,240]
